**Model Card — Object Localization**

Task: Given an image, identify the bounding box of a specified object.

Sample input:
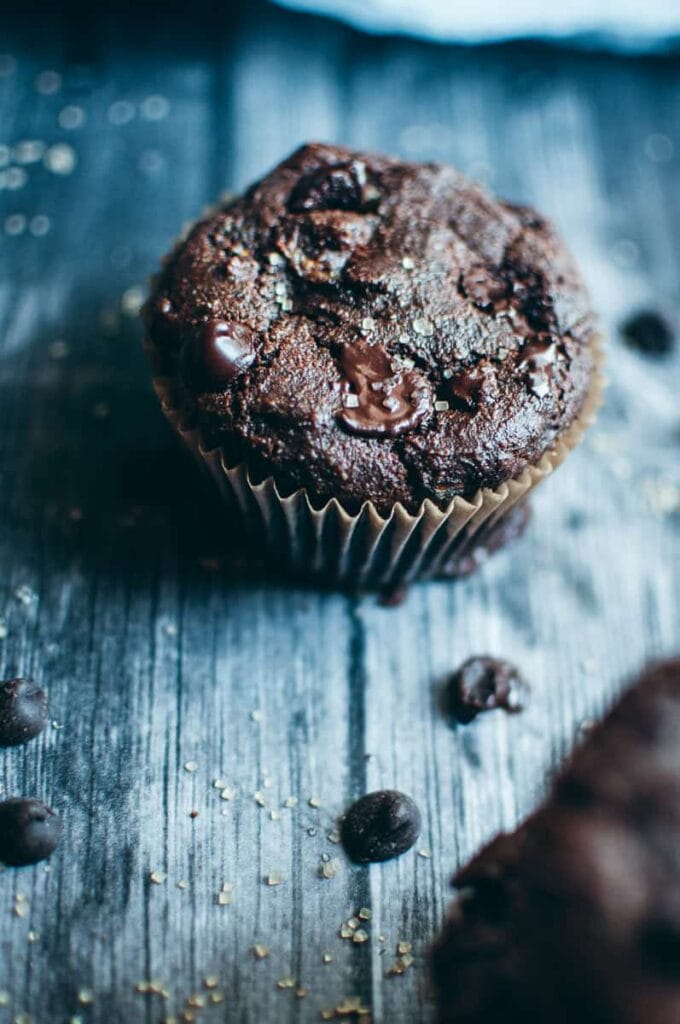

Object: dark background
[1,2,679,1022]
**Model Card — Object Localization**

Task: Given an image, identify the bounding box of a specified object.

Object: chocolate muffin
[431,659,680,1024]
[144,143,601,585]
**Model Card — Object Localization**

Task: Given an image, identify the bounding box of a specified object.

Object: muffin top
[145,143,596,514]
[431,660,680,1024]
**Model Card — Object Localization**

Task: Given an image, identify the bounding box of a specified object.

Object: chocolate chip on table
[288,159,380,213]
[340,790,422,863]
[179,319,257,391]
[0,798,62,867]
[0,677,48,747]
[620,309,675,356]
[447,656,528,725]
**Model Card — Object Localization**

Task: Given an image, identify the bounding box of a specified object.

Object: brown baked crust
[144,143,596,515]
[430,659,680,1024]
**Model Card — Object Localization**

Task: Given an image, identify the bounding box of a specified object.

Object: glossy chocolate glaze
[145,143,596,514]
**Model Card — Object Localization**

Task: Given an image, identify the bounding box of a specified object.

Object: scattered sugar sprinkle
[266,873,284,887]
[321,953,333,964]
[35,69,62,94]
[276,977,295,990]
[401,256,415,270]
[44,143,77,175]
[5,214,26,237]
[13,140,46,164]
[253,791,266,807]
[0,990,9,1006]
[121,285,145,317]
[108,100,135,126]
[15,584,36,606]
[308,796,321,809]
[343,393,360,409]
[412,317,434,337]
[141,95,171,121]
[149,871,167,885]
[58,105,86,130]
[183,761,198,773]
[319,858,341,880]
[434,400,449,412]
[250,708,262,722]
[0,620,7,640]
[4,166,28,190]
[283,796,297,808]
[252,944,269,959]
[177,880,190,890]
[358,908,372,921]
[29,215,50,237]
[77,990,94,1006]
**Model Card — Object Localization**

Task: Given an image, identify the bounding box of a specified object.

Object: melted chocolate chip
[621,310,674,357]
[447,656,528,724]
[0,798,62,866]
[288,160,380,213]
[179,320,256,391]
[518,337,560,398]
[341,790,422,863]
[445,363,492,412]
[0,678,48,747]
[337,340,432,438]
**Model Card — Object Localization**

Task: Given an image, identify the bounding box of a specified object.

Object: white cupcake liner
[147,339,604,590]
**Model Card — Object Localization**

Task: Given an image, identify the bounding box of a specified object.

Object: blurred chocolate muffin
[431,659,680,1024]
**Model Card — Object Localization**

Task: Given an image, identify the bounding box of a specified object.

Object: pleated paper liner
[147,339,604,591]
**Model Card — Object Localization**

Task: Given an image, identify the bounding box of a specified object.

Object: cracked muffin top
[144,143,596,515]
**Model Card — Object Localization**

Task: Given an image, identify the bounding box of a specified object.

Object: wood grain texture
[0,3,679,1021]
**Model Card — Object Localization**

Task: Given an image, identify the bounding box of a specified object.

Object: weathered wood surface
[1,3,679,1021]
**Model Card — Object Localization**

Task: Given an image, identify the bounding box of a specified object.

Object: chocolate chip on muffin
[144,143,597,517]
[431,659,680,1024]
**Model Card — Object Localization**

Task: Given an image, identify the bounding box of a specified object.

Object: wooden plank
[0,3,679,1022]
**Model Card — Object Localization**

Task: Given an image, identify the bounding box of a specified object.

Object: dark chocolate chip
[0,798,62,866]
[621,310,674,356]
[0,678,48,747]
[288,160,380,213]
[447,656,528,725]
[340,790,422,863]
[337,339,432,438]
[179,319,257,391]
[444,362,495,413]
